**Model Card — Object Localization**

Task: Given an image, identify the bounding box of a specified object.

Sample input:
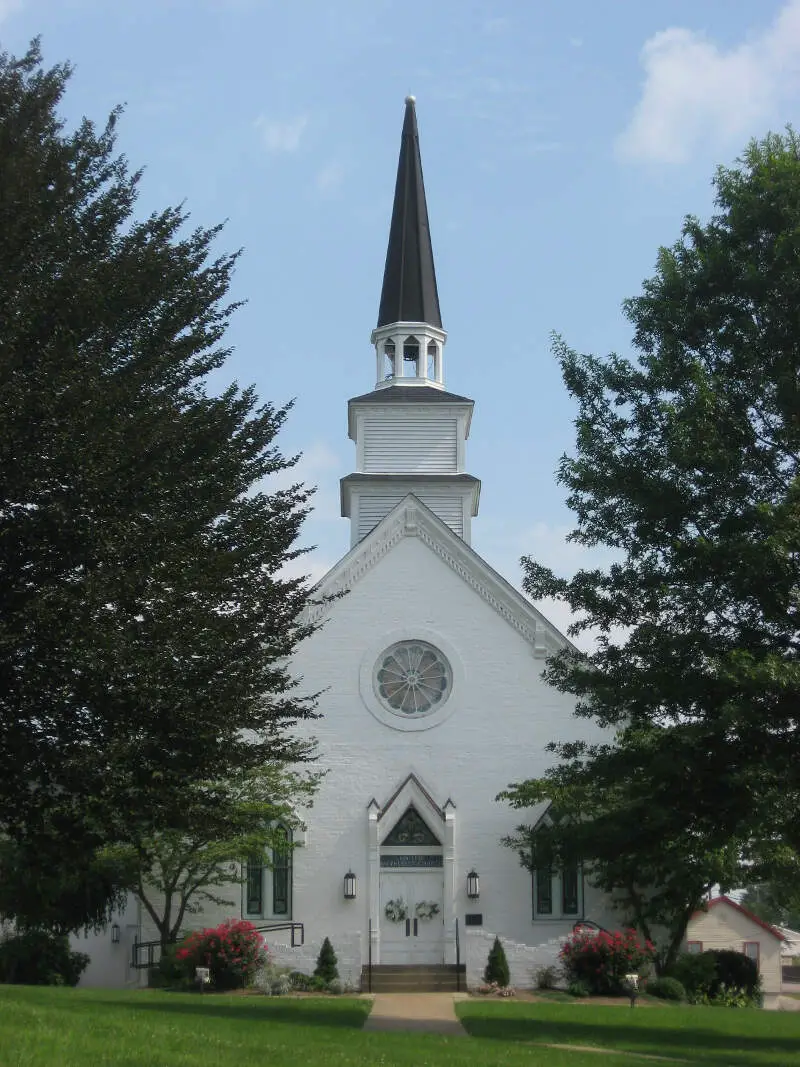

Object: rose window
[374,641,452,716]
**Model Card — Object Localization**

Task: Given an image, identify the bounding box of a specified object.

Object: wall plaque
[380,854,444,868]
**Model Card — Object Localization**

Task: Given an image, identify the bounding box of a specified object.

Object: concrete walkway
[363,993,469,1036]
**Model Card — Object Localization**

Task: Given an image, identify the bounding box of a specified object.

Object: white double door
[379,869,444,964]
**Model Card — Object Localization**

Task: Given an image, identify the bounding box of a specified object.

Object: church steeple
[343,98,480,547]
[377,95,442,330]
[371,97,447,390]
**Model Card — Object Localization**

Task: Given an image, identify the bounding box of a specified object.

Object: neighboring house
[686,896,786,995]
[134,97,621,989]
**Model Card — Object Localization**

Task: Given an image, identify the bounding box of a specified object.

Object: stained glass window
[272,826,291,916]
[375,641,452,716]
[562,866,579,915]
[246,858,263,915]
[535,867,553,915]
[383,806,441,846]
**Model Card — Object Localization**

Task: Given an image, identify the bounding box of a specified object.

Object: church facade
[79,98,618,989]
[231,97,617,985]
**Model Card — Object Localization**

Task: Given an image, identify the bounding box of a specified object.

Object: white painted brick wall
[266,932,363,990]
[465,928,567,989]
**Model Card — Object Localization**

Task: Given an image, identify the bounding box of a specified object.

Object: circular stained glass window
[374,641,452,716]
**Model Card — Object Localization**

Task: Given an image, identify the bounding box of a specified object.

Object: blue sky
[2,0,799,638]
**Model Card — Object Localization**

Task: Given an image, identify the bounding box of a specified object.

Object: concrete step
[368,965,464,974]
[367,980,462,992]
[362,964,465,993]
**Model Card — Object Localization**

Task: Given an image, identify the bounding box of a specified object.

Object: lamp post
[110,923,121,944]
[466,870,480,900]
[344,870,357,900]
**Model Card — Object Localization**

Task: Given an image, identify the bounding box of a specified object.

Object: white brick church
[76,98,617,989]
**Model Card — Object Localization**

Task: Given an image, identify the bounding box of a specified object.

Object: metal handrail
[455,917,460,992]
[251,921,305,947]
[573,918,612,936]
[131,920,304,969]
[368,917,372,993]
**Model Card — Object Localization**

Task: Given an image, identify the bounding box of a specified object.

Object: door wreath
[414,900,440,921]
[384,898,409,922]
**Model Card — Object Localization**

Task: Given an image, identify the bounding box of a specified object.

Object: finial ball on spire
[405,94,416,104]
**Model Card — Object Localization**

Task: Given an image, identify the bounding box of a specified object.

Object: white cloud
[254,114,308,154]
[617,0,800,164]
[0,0,23,23]
[315,160,345,195]
[280,552,335,588]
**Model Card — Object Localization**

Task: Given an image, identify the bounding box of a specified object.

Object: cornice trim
[305,495,573,657]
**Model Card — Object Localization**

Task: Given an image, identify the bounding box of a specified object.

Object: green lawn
[1,986,799,1067]
[457,999,800,1065]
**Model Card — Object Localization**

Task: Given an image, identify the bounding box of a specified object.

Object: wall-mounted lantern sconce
[466,870,480,900]
[343,870,357,900]
[111,923,121,944]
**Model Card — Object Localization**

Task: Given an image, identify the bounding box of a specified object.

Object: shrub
[174,919,266,990]
[668,950,761,1006]
[271,974,292,996]
[645,976,686,1001]
[484,936,510,987]
[0,929,89,986]
[559,927,655,995]
[289,971,330,992]
[705,949,759,1000]
[476,981,515,997]
[668,951,718,1000]
[289,970,313,991]
[148,943,193,990]
[567,979,590,997]
[535,964,559,990]
[314,937,339,983]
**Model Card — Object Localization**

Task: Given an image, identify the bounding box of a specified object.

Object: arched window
[244,824,293,919]
[532,863,582,920]
[272,825,291,916]
[403,335,420,376]
[384,339,396,379]
[427,341,437,379]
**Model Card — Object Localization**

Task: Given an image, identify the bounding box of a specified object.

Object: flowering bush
[475,981,515,997]
[559,927,655,995]
[175,919,267,990]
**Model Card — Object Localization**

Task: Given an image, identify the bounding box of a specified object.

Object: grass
[457,999,800,1065]
[1,986,799,1067]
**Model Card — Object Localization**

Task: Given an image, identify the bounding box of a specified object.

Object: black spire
[377,97,442,329]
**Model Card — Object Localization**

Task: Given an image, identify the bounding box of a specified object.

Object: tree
[741,869,800,931]
[483,936,510,987]
[500,732,743,972]
[0,42,318,930]
[502,130,800,968]
[314,937,339,984]
[114,766,321,950]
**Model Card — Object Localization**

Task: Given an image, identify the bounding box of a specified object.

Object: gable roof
[694,896,786,942]
[305,493,574,658]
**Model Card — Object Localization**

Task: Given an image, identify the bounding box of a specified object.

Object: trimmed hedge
[645,976,686,1001]
[668,949,760,1005]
